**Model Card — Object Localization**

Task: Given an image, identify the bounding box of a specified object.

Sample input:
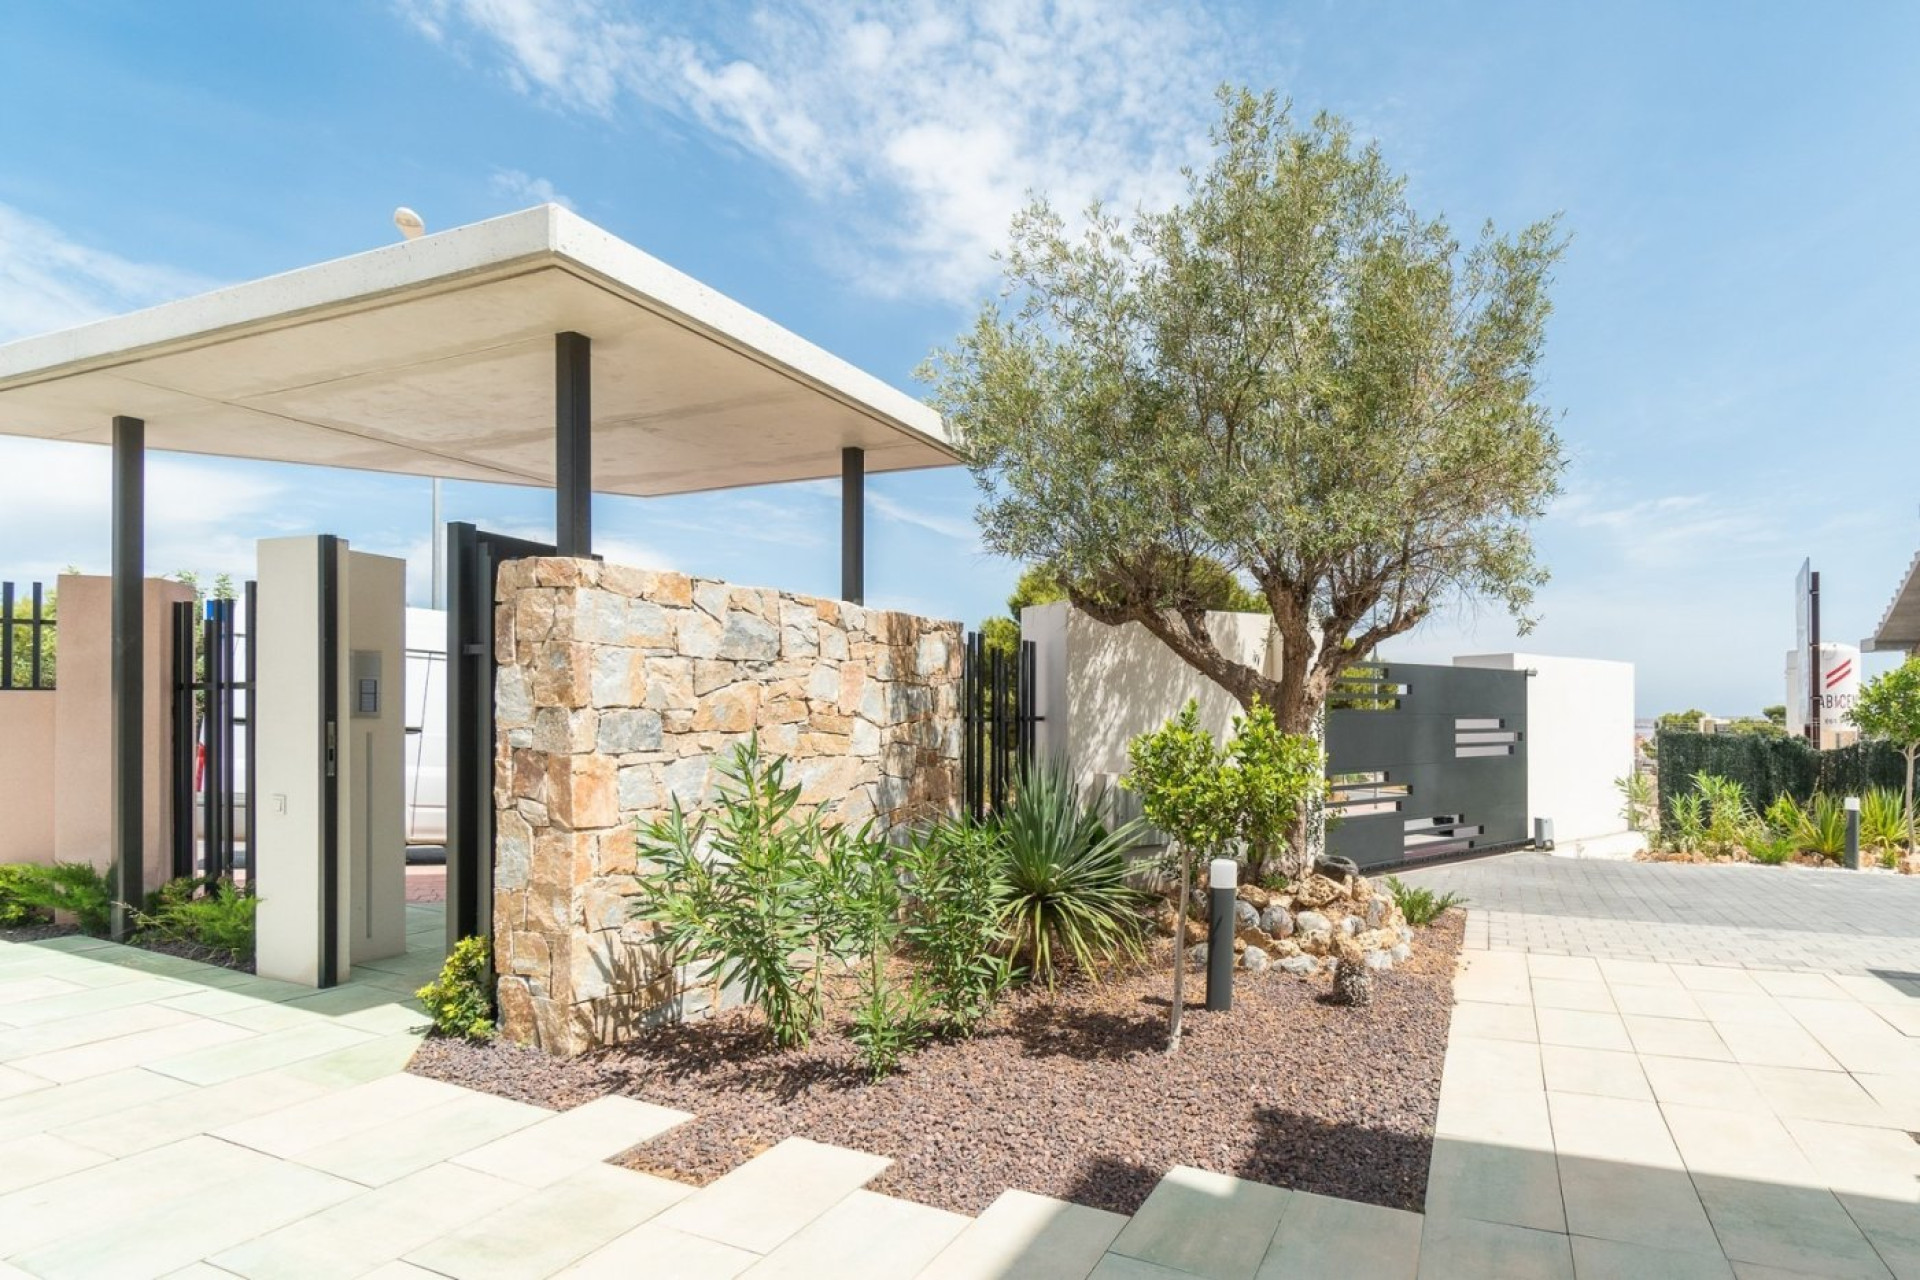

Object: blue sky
[2,1,1916,716]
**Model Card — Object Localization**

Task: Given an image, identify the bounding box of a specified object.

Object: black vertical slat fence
[961,633,1042,821]
[170,589,256,883]
[1,581,56,691]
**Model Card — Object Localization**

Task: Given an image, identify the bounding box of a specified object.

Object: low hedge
[1656,730,1908,821]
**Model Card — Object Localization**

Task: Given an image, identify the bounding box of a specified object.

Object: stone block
[677,610,723,659]
[719,610,780,661]
[599,708,665,754]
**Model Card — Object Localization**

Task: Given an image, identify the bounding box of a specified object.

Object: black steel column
[841,446,864,604]
[110,416,144,938]
[555,331,592,558]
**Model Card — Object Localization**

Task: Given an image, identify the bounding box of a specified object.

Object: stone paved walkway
[1396,851,1920,974]
[4,858,1918,1278]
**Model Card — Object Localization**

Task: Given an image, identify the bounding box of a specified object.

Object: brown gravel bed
[0,922,81,944]
[412,912,1462,1216]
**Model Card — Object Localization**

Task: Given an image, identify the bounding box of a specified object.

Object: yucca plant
[995,761,1146,988]
[1796,793,1849,862]
[1861,788,1909,851]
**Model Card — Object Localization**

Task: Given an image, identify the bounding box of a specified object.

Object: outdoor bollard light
[1845,796,1861,870]
[1206,857,1237,1012]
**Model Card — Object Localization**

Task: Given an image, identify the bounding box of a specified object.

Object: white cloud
[489,168,574,209]
[403,0,1243,302]
[868,490,979,549]
[0,203,214,341]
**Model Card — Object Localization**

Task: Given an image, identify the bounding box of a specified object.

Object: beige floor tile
[1548,1092,1684,1170]
[1837,1190,1920,1279]
[1692,993,1795,1027]
[654,1136,891,1256]
[1435,1085,1556,1152]
[741,1188,970,1280]
[1539,1009,1634,1052]
[1691,1174,1891,1279]
[1257,1190,1422,1280]
[149,1021,373,1086]
[405,1163,692,1279]
[0,1133,272,1257]
[451,1093,691,1188]
[1529,955,1605,984]
[291,1090,549,1186]
[1867,1002,1920,1037]
[1659,1104,1819,1186]
[0,1066,193,1143]
[1750,971,1846,1000]
[1557,1156,1720,1257]
[1743,1065,1900,1128]
[1713,1020,1841,1071]
[1595,959,1681,988]
[1624,1015,1733,1062]
[1828,974,1918,1004]
[1106,1166,1290,1279]
[1417,1215,1573,1280]
[1443,1035,1546,1093]
[920,1188,1126,1280]
[53,1068,331,1158]
[1673,967,1765,995]
[211,1161,526,1279]
[214,1070,470,1158]
[1534,980,1617,1013]
[0,1132,109,1196]
[0,1064,51,1102]
[1638,1056,1766,1112]
[1541,1046,1652,1101]
[1779,1116,1920,1201]
[557,1222,757,1279]
[0,1001,193,1061]
[1569,1235,1734,1279]
[1449,1001,1539,1043]
[1425,1135,1565,1233]
[1453,968,1534,1006]
[1855,1073,1920,1129]
[1611,985,1706,1020]
[8,1017,254,1084]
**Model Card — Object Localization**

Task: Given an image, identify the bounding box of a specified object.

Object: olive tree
[1852,656,1920,857]
[925,89,1566,867]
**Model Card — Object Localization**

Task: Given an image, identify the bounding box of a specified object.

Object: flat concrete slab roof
[0,205,955,495]
[1865,549,1920,653]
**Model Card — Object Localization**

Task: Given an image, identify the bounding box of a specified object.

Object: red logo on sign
[1826,659,1853,689]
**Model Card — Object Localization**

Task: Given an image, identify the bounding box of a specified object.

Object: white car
[403,607,448,849]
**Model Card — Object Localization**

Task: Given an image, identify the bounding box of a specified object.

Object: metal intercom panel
[350,649,382,718]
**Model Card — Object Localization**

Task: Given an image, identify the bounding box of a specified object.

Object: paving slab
[1416,1215,1574,1280]
[54,1065,331,1157]
[920,1187,1126,1280]
[1425,1135,1565,1234]
[1256,1189,1422,1280]
[741,1187,969,1279]
[558,1221,757,1279]
[1105,1165,1290,1280]
[287,1089,549,1186]
[405,1162,691,1279]
[451,1092,691,1187]
[652,1136,891,1255]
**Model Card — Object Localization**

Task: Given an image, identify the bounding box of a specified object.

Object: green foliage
[927,88,1565,745]
[134,877,255,962]
[1615,772,1654,833]
[1693,773,1757,853]
[1720,716,1786,738]
[7,861,114,935]
[416,936,495,1040]
[1653,731,1908,825]
[1226,701,1324,879]
[899,821,1013,1037]
[1665,794,1705,853]
[0,864,50,928]
[1750,835,1797,865]
[1657,709,1710,735]
[1383,876,1465,927]
[1763,793,1804,837]
[1853,656,1920,854]
[834,828,932,1081]
[4,587,56,689]
[1880,847,1901,870]
[995,760,1147,987]
[631,737,868,1050]
[1795,794,1849,862]
[1861,788,1909,849]
[977,615,1022,661]
[848,966,932,1083]
[1123,702,1239,864]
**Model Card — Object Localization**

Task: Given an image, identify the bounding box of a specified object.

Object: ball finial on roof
[393,207,425,241]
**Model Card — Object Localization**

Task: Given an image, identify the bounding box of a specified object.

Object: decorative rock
[1364,950,1394,971]
[1261,905,1294,937]
[1396,924,1414,944]
[1391,943,1413,963]
[1186,944,1209,967]
[1365,897,1387,928]
[1234,900,1259,929]
[1316,854,1361,882]
[1241,947,1270,972]
[1295,910,1333,937]
[1238,884,1272,909]
[1292,875,1346,910]
[1340,915,1363,936]
[1277,955,1317,976]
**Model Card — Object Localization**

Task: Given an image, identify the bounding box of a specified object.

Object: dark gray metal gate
[1325,662,1528,871]
[445,523,554,951]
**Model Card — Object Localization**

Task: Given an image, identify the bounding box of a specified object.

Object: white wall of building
[1454,652,1639,854]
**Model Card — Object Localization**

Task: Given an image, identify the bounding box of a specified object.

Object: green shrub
[1879,847,1900,870]
[1384,876,1464,926]
[416,936,495,1040]
[1861,788,1909,850]
[135,877,255,962]
[1763,793,1804,837]
[900,820,1012,1037]
[1665,794,1706,853]
[9,862,114,935]
[1615,772,1654,833]
[837,838,932,1081]
[0,864,49,928]
[1693,773,1757,853]
[1749,834,1797,865]
[995,761,1146,987]
[1795,794,1848,862]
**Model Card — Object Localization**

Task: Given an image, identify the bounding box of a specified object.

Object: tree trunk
[1168,856,1189,1054]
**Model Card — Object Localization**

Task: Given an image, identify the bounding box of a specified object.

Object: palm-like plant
[995,762,1146,987]
[1861,788,1909,851]
[1795,793,1849,862]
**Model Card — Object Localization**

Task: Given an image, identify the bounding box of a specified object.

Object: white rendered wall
[347,552,406,964]
[1023,601,1283,813]
[1454,652,1637,850]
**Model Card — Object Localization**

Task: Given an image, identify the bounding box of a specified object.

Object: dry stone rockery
[1163,871,1415,978]
[490,556,964,1056]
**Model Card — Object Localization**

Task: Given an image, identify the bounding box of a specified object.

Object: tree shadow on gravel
[1234,1106,1431,1213]
[586,1017,870,1103]
[1001,997,1173,1061]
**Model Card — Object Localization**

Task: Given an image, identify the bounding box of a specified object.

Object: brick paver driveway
[1395,851,1920,977]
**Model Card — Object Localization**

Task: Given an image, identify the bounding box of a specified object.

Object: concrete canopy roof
[0,205,956,495]
[1865,549,1920,653]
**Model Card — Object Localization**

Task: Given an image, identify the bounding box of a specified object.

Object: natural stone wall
[491,557,963,1055]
